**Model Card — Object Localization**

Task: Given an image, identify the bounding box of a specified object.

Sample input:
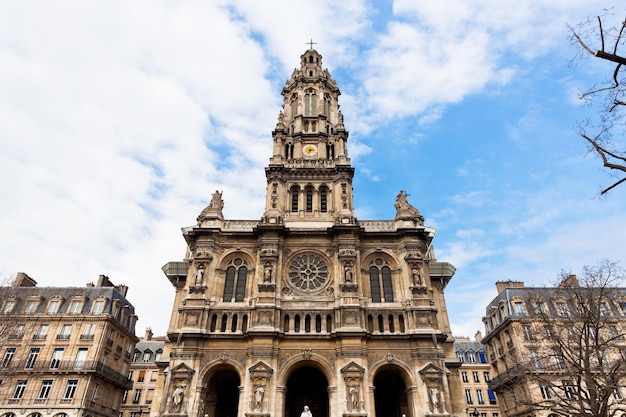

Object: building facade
[481,279,626,417]
[0,273,138,417]
[454,335,498,417]
[121,328,166,417]
[158,48,463,417]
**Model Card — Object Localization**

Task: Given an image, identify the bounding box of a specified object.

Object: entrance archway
[373,366,408,417]
[285,366,329,417]
[204,366,240,417]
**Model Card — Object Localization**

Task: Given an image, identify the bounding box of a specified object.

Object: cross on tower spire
[306,38,317,49]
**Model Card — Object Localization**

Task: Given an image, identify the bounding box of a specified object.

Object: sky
[1,1,625,338]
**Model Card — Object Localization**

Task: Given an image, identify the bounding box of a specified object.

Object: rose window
[288,254,328,291]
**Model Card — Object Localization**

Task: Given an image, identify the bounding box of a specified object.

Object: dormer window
[69,301,82,314]
[47,299,61,314]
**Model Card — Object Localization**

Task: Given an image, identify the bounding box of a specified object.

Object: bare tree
[570,13,626,194]
[512,260,626,417]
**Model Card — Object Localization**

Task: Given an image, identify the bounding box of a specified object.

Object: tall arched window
[319,187,328,212]
[291,94,298,118]
[323,94,331,117]
[291,187,299,212]
[223,258,248,302]
[304,89,317,116]
[369,258,394,302]
[306,187,313,212]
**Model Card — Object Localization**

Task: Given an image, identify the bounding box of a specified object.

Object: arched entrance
[285,366,329,417]
[373,366,408,417]
[204,366,240,417]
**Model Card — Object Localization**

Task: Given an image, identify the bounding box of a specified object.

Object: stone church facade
[158,48,462,417]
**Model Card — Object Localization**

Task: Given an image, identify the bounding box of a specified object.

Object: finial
[306,38,317,49]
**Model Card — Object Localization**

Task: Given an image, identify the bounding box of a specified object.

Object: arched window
[223,258,248,302]
[388,315,395,333]
[306,188,313,212]
[294,315,301,332]
[220,314,227,332]
[291,94,298,118]
[367,315,374,333]
[323,94,331,117]
[326,315,332,333]
[378,315,384,332]
[284,315,290,332]
[304,89,317,116]
[291,187,299,213]
[242,315,248,333]
[305,315,311,332]
[369,258,394,302]
[231,314,238,332]
[399,315,405,333]
[319,187,328,212]
[210,314,217,332]
[315,315,322,332]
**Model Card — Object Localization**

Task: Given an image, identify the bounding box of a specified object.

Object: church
[158,47,462,417]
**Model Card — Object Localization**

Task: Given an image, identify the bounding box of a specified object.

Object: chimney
[495,280,524,293]
[145,327,153,341]
[97,275,114,287]
[13,272,37,288]
[116,284,128,297]
[559,274,579,288]
[475,330,483,342]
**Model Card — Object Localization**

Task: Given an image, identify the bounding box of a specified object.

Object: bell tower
[263,47,355,227]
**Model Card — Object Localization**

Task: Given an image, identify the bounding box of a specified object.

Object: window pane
[223,266,235,301]
[381,266,393,302]
[369,267,381,303]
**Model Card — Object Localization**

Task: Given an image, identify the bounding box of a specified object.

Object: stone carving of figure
[301,405,313,417]
[254,385,265,410]
[349,386,359,410]
[394,190,424,224]
[344,264,353,283]
[278,111,285,124]
[209,190,224,210]
[411,267,422,286]
[195,265,204,286]
[172,386,184,410]
[263,263,273,283]
[430,386,440,412]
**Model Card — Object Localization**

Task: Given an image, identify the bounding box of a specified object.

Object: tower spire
[263,48,355,226]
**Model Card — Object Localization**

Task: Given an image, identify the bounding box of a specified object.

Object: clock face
[303,144,318,156]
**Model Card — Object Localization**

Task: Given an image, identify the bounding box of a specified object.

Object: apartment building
[0,273,138,417]
[455,335,499,417]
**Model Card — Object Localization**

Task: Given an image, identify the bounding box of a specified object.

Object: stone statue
[209,190,224,210]
[344,264,353,283]
[172,386,184,410]
[349,386,359,410]
[429,386,440,412]
[301,405,313,417]
[254,385,265,410]
[411,267,422,286]
[394,190,424,224]
[263,263,273,283]
[195,266,204,286]
[278,111,285,124]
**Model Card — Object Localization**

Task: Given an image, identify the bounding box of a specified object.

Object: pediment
[249,361,274,375]
[341,361,365,375]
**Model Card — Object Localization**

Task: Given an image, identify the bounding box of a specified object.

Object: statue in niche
[263,263,273,283]
[429,386,441,413]
[349,386,359,411]
[300,405,313,417]
[344,263,354,283]
[172,386,184,411]
[278,110,285,124]
[411,267,422,286]
[254,384,265,410]
[195,265,204,286]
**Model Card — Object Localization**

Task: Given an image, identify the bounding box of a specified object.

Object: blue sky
[1,1,625,337]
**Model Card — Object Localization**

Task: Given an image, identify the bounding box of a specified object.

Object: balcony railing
[0,360,132,389]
